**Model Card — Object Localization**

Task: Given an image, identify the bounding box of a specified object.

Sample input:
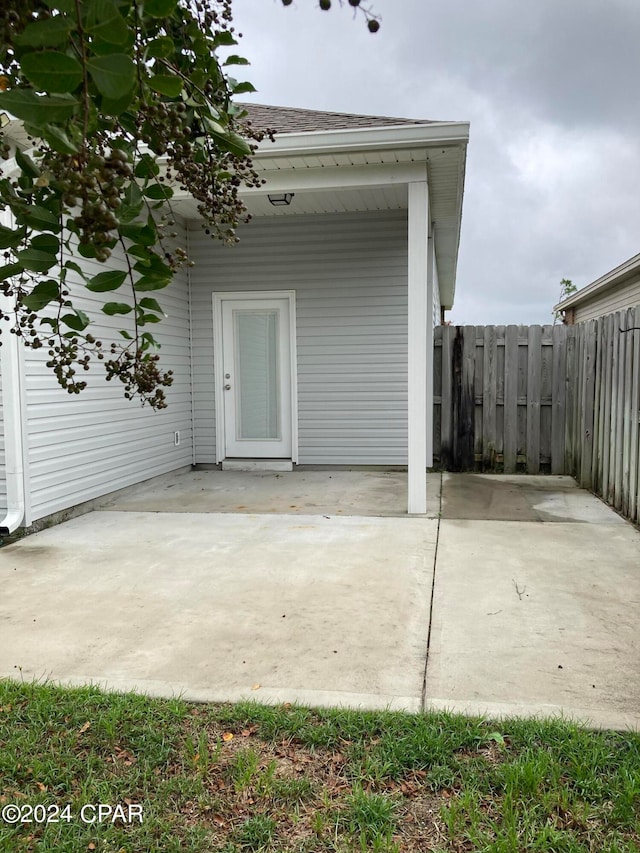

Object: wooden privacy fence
[433,311,640,525]
[567,307,640,525]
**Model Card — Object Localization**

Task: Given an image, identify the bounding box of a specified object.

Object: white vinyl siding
[22,234,193,523]
[189,210,409,465]
[0,371,5,516]
[573,273,640,323]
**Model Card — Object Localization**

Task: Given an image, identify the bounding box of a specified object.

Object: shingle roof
[237,103,433,134]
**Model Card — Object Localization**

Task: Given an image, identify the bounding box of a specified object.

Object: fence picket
[503,325,518,473]
[526,325,542,473]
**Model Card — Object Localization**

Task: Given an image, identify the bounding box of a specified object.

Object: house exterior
[0,103,469,526]
[554,252,640,324]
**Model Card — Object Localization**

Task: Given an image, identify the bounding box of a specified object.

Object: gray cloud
[231,0,640,324]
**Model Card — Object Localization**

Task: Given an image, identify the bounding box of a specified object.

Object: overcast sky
[230,0,640,324]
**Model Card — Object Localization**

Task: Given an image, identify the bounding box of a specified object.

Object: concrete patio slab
[440,473,628,524]
[0,511,437,711]
[426,517,640,729]
[1,471,639,730]
[99,468,442,518]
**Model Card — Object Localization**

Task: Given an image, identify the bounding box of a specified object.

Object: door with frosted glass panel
[221,298,292,458]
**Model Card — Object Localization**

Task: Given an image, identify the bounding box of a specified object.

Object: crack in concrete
[421,471,443,712]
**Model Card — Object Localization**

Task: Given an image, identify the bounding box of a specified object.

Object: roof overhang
[554,252,640,312]
[2,115,469,308]
[174,120,469,309]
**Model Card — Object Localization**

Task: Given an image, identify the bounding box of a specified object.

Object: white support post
[407,180,429,514]
[426,232,435,467]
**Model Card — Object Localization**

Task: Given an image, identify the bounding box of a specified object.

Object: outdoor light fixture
[268,193,294,206]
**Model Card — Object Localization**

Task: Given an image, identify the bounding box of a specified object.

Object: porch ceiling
[172,141,466,308]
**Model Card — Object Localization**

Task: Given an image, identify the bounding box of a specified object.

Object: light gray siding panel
[189,210,409,465]
[574,274,640,323]
[0,371,5,517]
[23,236,193,522]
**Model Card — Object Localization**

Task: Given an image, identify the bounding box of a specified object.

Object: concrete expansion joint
[421,470,443,713]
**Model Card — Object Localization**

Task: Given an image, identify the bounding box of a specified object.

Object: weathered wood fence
[433,309,640,525]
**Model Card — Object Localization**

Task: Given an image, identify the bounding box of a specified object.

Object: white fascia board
[242,162,427,195]
[257,121,470,158]
[554,252,640,312]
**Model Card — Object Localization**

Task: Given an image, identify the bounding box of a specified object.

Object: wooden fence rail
[433,311,640,525]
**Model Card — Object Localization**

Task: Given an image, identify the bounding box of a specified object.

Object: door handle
[224,384,231,390]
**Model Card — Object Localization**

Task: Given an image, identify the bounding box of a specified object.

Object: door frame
[212,290,298,464]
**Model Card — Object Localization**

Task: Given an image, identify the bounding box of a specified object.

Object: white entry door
[218,296,293,459]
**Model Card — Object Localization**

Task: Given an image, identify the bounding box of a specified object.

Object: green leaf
[102,302,133,315]
[125,244,151,262]
[0,224,26,250]
[64,260,86,279]
[22,279,59,311]
[139,313,162,324]
[61,310,90,331]
[147,75,183,98]
[143,183,173,200]
[212,31,236,48]
[123,182,143,207]
[41,123,79,154]
[100,90,135,117]
[203,119,252,158]
[88,54,135,100]
[19,204,61,233]
[223,55,250,66]
[119,221,156,246]
[119,329,133,339]
[135,275,170,292]
[15,148,40,179]
[78,242,97,259]
[138,296,165,314]
[43,0,75,12]
[0,90,77,128]
[16,17,75,48]
[146,36,175,58]
[0,262,23,283]
[86,270,127,292]
[83,0,130,45]
[134,154,160,179]
[16,248,58,273]
[30,234,60,254]
[143,0,177,15]
[141,331,160,349]
[231,81,257,95]
[133,252,171,278]
[21,51,83,94]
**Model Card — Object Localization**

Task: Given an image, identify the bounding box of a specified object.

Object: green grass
[0,680,638,851]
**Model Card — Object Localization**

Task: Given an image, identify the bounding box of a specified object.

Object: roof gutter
[256,121,470,158]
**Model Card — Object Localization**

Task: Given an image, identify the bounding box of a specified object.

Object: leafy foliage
[554,277,578,323]
[0,0,268,408]
[0,0,380,408]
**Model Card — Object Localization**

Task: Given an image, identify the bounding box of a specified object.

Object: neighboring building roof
[554,252,640,312]
[238,102,434,134]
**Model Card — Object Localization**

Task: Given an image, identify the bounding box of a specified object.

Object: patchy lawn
[0,680,638,852]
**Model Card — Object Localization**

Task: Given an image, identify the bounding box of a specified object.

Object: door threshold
[221,459,294,473]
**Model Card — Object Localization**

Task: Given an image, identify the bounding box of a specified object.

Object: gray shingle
[237,102,434,134]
